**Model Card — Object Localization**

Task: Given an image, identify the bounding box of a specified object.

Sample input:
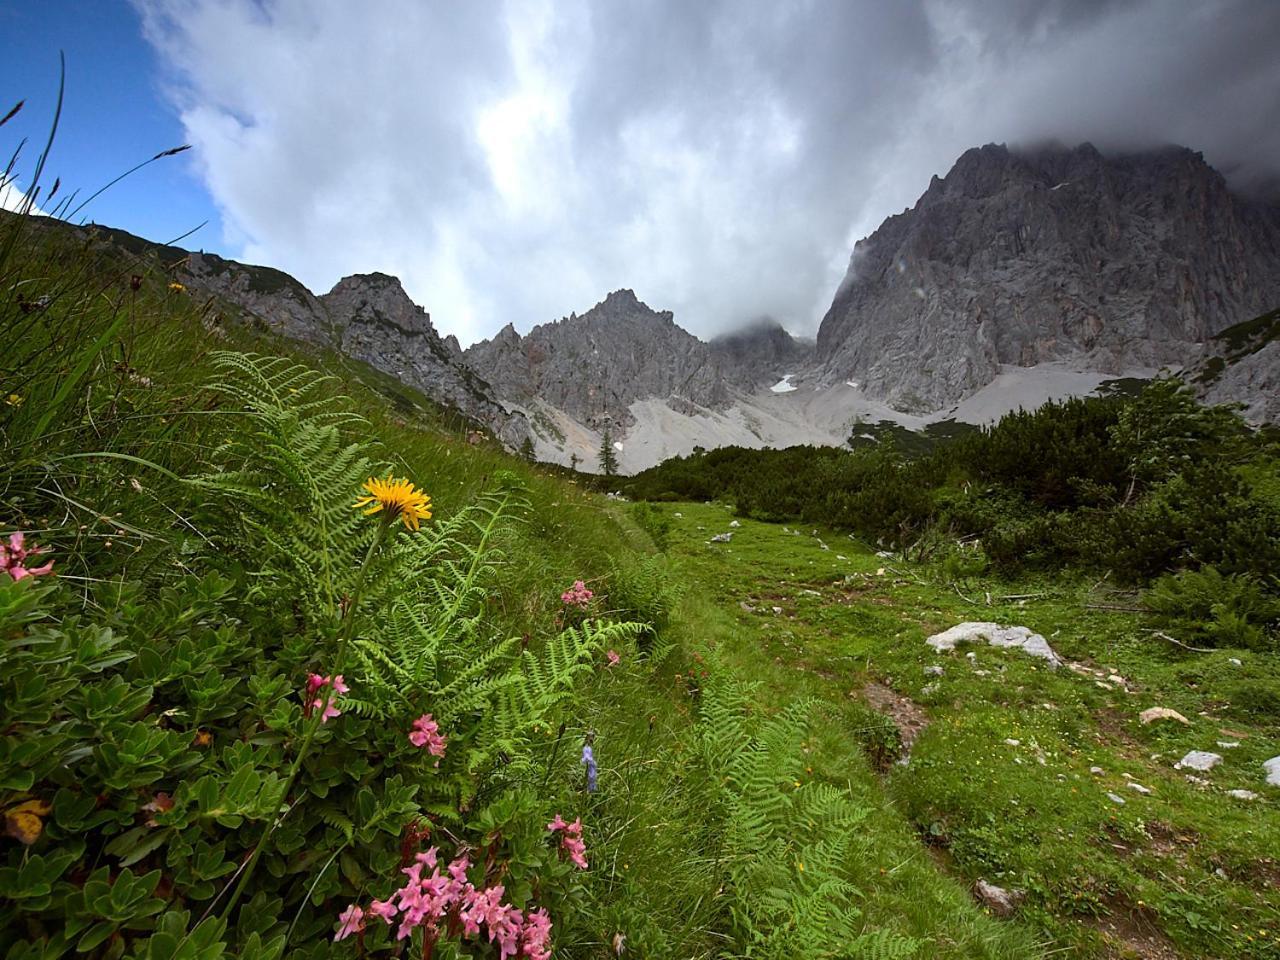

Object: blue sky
[0,0,226,252]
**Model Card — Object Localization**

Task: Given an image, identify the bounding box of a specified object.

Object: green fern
[697,672,918,959]
[190,352,381,620]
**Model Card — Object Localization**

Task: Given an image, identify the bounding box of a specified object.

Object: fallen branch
[998,593,1047,601]
[1151,630,1217,654]
[1083,603,1147,613]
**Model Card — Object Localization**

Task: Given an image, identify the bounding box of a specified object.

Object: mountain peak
[817,142,1280,413]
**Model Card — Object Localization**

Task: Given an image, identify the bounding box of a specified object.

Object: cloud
[135,0,1280,345]
[0,177,46,216]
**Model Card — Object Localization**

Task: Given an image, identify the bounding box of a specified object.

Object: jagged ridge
[816,142,1280,413]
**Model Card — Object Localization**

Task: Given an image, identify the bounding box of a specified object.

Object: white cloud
[134,0,1280,345]
[0,177,46,215]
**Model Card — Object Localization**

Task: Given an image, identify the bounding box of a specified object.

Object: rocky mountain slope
[17,137,1278,473]
[463,289,739,428]
[708,321,814,389]
[1192,307,1280,423]
[816,142,1280,413]
[40,220,533,449]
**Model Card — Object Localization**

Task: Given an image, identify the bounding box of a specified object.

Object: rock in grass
[708,532,732,543]
[1107,792,1127,804]
[924,665,944,677]
[1126,782,1152,795]
[973,880,1024,917]
[1265,756,1280,787]
[729,520,740,527]
[925,622,1062,667]
[1139,707,1190,725]
[1175,751,1223,772]
[1227,789,1259,800]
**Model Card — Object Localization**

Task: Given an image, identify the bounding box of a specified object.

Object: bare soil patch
[860,681,930,758]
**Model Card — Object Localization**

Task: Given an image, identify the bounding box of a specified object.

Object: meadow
[2,134,1279,959]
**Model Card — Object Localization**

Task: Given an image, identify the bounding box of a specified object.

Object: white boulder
[926,622,1062,667]
[1265,756,1280,787]
[1175,751,1222,772]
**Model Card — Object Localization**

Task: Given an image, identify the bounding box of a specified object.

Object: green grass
[650,502,1280,959]
[4,201,1278,959]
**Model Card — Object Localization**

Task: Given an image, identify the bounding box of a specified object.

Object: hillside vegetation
[3,174,1278,959]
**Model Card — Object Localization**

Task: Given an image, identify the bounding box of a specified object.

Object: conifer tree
[599,427,618,478]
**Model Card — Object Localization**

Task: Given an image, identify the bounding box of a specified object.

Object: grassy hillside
[3,196,1278,960]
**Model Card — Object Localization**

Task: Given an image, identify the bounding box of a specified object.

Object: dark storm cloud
[135,0,1280,344]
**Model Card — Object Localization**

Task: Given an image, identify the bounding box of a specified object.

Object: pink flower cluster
[1,532,53,581]
[335,847,553,960]
[305,674,348,723]
[547,814,587,870]
[409,713,447,765]
[605,649,621,668]
[560,580,593,610]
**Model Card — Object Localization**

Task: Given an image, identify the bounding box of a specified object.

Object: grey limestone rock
[463,289,744,429]
[815,143,1280,414]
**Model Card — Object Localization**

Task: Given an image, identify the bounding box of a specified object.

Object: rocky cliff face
[1192,307,1280,424]
[816,143,1280,413]
[708,320,814,389]
[174,255,531,448]
[463,289,740,428]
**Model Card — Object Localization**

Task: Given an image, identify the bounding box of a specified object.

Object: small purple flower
[581,743,597,793]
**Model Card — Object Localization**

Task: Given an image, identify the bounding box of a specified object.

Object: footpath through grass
[655,501,1280,960]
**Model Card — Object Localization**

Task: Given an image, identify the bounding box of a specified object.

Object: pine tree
[599,428,618,478]
[569,452,580,472]
[519,436,536,462]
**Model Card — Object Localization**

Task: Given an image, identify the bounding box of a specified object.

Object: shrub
[1144,566,1279,651]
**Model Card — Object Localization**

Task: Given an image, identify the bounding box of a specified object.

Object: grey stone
[1265,756,1280,787]
[973,880,1023,917]
[462,289,761,431]
[1175,751,1223,772]
[926,622,1062,667]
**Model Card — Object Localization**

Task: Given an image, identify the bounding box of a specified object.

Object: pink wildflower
[563,833,588,870]
[1,532,54,581]
[409,713,447,764]
[560,579,593,609]
[548,813,588,869]
[606,649,621,667]
[334,904,364,941]
[461,885,501,929]
[447,853,471,884]
[522,907,554,960]
[369,898,398,924]
[305,674,347,723]
[489,902,525,959]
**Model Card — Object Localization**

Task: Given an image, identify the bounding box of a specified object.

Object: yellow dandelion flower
[5,394,22,407]
[168,282,186,292]
[354,474,432,531]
